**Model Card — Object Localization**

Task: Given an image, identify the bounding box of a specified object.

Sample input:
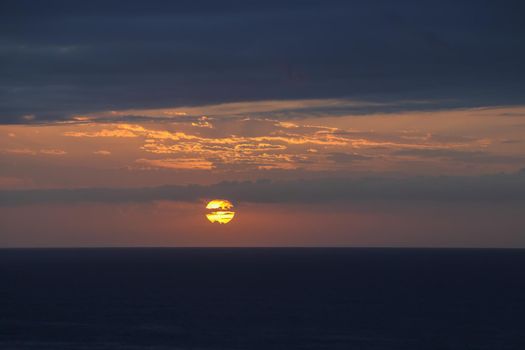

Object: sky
[1,0,525,247]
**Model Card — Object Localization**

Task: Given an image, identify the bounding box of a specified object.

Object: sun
[206,199,235,224]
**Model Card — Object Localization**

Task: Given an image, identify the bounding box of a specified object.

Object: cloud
[1,0,524,123]
[191,116,214,129]
[93,150,111,156]
[3,148,37,155]
[93,98,403,121]
[395,149,525,164]
[59,121,351,171]
[63,129,138,138]
[135,158,214,170]
[2,148,67,156]
[326,152,373,163]
[7,116,504,173]
[39,149,67,155]
[2,170,525,206]
[500,139,521,144]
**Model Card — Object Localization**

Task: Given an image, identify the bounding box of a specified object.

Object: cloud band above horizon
[2,170,525,207]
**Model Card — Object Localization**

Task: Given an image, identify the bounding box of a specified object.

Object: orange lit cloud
[191,116,214,128]
[90,98,383,120]
[3,148,37,155]
[0,105,523,191]
[93,150,112,156]
[40,149,67,155]
[64,128,138,138]
[3,148,66,156]
[136,158,215,170]
[40,110,523,174]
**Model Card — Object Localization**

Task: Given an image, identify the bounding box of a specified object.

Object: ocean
[1,248,524,349]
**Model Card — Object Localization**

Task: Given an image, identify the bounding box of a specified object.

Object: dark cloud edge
[2,170,525,206]
[4,99,525,126]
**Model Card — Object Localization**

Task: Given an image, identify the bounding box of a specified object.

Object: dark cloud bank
[2,170,525,206]
[1,0,524,123]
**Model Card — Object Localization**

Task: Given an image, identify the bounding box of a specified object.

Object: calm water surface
[1,248,524,349]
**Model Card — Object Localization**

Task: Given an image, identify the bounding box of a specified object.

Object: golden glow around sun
[206,199,233,210]
[206,199,235,224]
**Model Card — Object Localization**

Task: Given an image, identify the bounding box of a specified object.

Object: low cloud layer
[2,170,525,206]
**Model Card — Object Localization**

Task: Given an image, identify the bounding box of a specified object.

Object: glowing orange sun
[206,199,235,224]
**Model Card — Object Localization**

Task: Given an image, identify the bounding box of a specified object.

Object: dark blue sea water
[1,248,524,349]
